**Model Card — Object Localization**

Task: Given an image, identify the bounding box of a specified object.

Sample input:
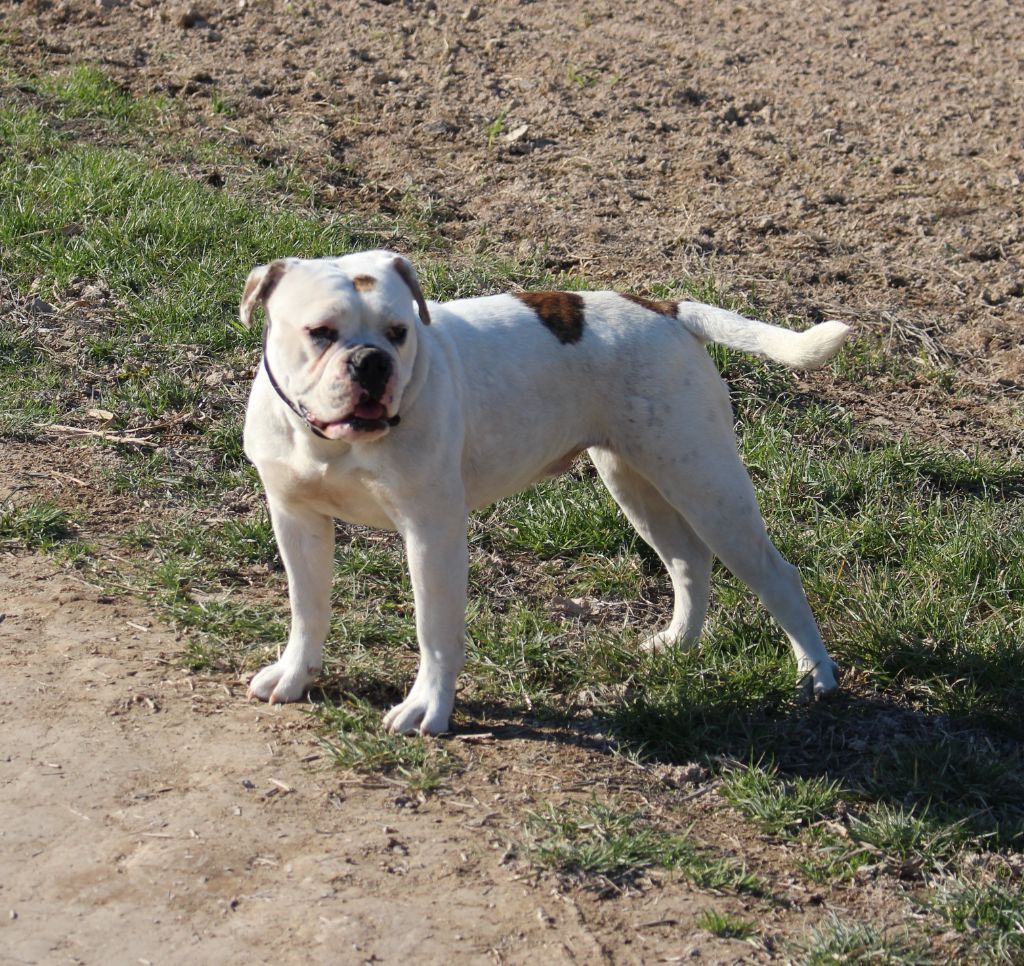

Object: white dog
[239,250,849,735]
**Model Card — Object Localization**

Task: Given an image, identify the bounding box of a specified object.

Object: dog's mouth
[303,395,398,439]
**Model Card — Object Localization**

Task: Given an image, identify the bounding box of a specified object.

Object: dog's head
[240,251,430,442]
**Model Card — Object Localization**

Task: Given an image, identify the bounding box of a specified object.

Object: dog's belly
[463,445,590,511]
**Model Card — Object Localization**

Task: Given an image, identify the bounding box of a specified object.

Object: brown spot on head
[516,291,585,344]
[351,274,377,292]
[621,293,679,317]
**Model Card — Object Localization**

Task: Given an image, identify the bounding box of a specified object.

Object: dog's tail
[676,304,850,370]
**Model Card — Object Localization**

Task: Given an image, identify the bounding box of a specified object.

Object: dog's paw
[796,658,840,704]
[640,627,698,654]
[383,689,454,736]
[247,659,318,704]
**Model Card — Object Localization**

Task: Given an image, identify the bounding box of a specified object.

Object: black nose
[347,346,392,398]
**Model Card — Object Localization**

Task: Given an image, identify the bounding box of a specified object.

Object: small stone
[462,4,480,20]
[177,6,207,28]
[503,123,529,143]
[422,119,456,136]
[969,242,1002,263]
[721,104,743,125]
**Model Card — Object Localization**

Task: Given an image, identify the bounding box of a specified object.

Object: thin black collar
[261,317,399,438]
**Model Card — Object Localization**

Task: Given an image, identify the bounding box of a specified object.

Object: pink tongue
[354,400,386,420]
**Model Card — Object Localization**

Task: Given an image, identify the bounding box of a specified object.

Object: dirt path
[1,552,773,965]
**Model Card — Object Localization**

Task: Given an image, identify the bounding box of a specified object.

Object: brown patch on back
[516,291,585,344]
[352,274,377,292]
[621,293,679,317]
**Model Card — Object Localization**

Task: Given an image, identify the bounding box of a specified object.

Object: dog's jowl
[239,250,850,735]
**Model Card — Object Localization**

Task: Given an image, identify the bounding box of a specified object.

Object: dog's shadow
[312,676,1024,844]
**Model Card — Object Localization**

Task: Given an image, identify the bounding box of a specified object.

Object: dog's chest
[261,455,398,530]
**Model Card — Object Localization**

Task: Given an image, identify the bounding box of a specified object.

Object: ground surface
[0,537,792,966]
[11,0,1024,386]
[2,0,1023,963]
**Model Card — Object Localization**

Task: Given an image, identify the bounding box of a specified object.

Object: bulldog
[239,250,849,735]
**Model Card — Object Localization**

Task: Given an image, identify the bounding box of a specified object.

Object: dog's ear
[239,259,289,328]
[392,255,431,326]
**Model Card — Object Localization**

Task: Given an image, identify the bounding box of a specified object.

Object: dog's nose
[347,346,392,398]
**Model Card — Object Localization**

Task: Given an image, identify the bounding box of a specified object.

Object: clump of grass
[696,908,757,942]
[720,760,845,835]
[797,914,931,965]
[524,799,761,892]
[318,692,457,792]
[39,64,162,125]
[0,499,77,549]
[795,831,877,884]
[847,804,966,874]
[931,877,1024,963]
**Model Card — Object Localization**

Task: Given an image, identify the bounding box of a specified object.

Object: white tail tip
[787,320,851,369]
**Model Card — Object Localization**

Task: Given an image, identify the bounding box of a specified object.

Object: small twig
[33,423,158,448]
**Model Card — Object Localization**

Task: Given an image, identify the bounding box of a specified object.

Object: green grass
[0,499,77,549]
[524,799,762,892]
[721,761,845,835]
[696,908,757,942]
[797,915,932,965]
[932,878,1024,963]
[318,692,458,791]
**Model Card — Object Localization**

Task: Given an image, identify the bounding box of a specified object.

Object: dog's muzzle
[263,326,400,439]
[348,346,392,399]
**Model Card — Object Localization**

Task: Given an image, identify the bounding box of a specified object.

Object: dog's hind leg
[590,447,713,652]
[618,438,839,701]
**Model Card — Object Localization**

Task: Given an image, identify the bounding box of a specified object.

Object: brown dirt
[1,0,1020,961]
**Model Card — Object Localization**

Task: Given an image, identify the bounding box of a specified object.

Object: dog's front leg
[383,514,468,736]
[248,497,334,704]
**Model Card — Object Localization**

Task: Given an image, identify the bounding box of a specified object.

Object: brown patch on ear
[352,274,377,292]
[239,259,288,328]
[516,292,585,345]
[621,293,680,317]
[392,256,431,325]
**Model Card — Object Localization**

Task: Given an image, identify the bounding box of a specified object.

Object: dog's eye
[308,326,338,344]
[386,324,408,346]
